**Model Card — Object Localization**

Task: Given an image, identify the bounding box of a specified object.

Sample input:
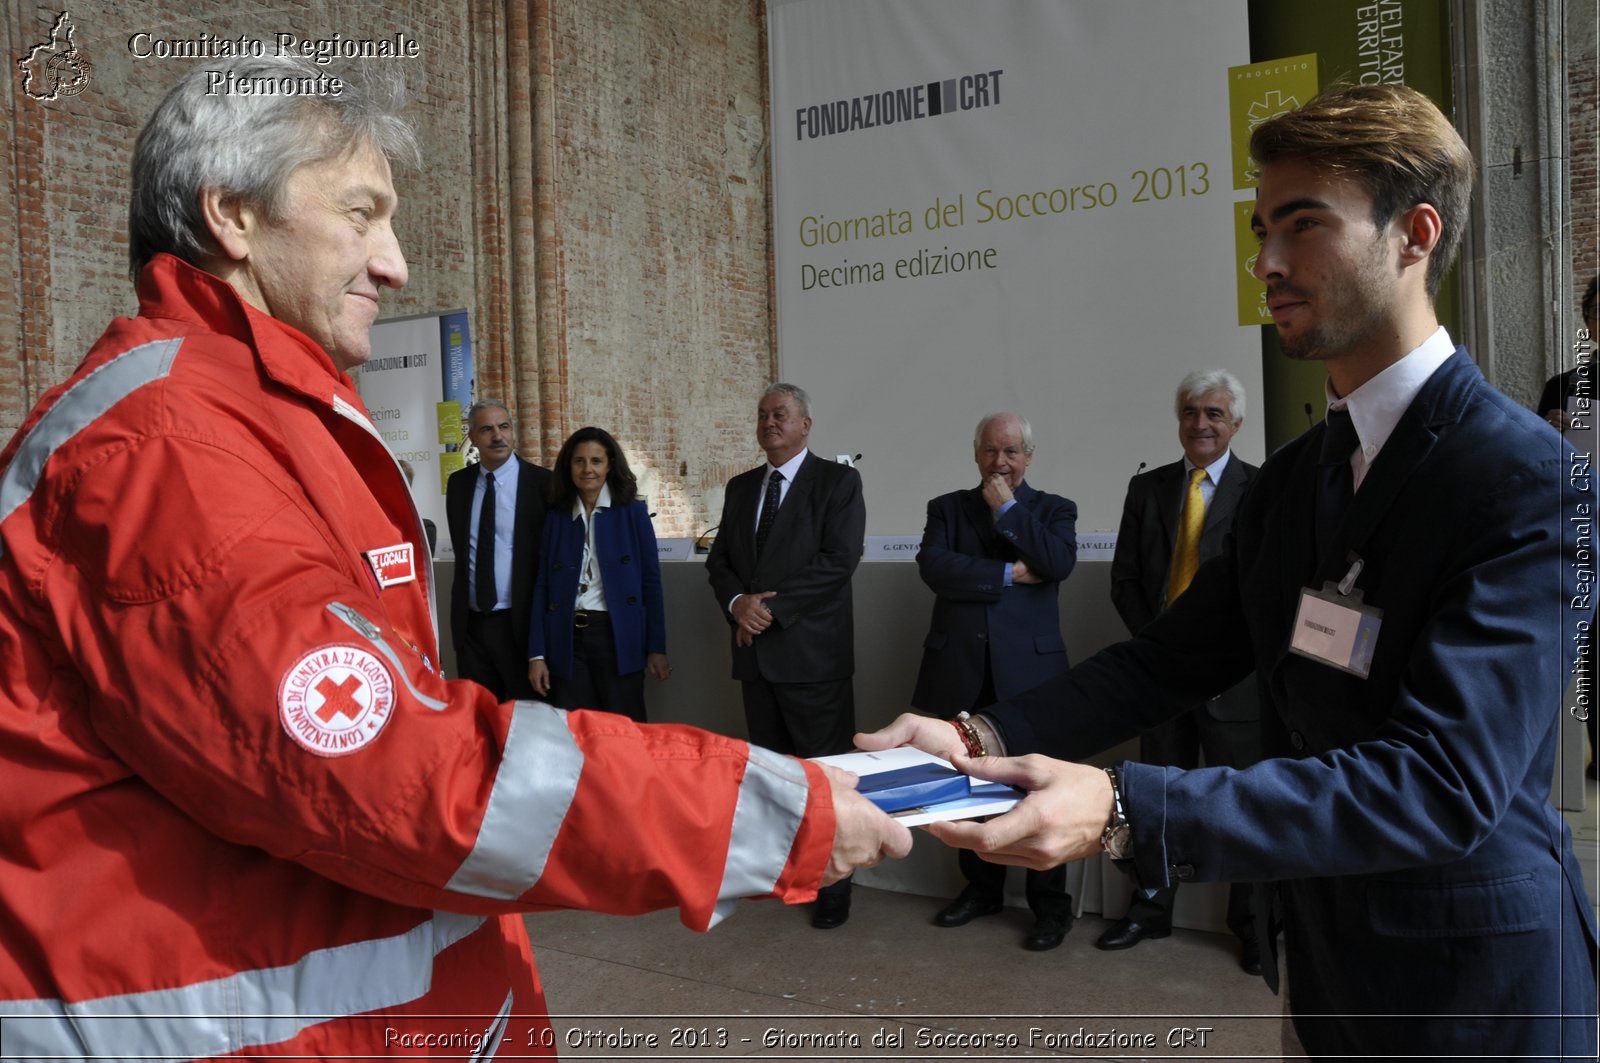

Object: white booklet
[812,746,1022,827]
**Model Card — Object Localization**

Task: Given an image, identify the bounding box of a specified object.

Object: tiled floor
[525,777,1600,1062]
[529,882,1283,1061]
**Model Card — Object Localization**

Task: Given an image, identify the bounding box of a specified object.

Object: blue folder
[857,762,971,813]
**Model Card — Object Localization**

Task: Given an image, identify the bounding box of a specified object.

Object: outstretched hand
[817,763,913,885]
[853,712,966,761]
[925,752,1113,871]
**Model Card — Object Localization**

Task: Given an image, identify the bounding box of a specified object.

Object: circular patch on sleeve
[278,645,397,757]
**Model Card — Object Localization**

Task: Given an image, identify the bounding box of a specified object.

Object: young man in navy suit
[912,413,1077,951]
[1101,371,1260,970]
[863,84,1598,1059]
[706,383,866,929]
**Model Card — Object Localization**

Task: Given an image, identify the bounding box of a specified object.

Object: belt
[573,609,611,629]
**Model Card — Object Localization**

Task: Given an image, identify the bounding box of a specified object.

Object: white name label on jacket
[364,542,417,588]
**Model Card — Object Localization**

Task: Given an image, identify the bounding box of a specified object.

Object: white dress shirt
[754,450,808,532]
[573,483,612,612]
[728,450,808,612]
[468,458,520,611]
[1325,326,1455,492]
[1181,448,1233,510]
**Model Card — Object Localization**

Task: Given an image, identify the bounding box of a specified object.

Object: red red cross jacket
[0,255,833,1058]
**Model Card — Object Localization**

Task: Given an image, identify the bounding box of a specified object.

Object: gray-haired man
[0,56,909,1058]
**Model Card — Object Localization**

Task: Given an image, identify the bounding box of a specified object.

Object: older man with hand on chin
[912,412,1077,951]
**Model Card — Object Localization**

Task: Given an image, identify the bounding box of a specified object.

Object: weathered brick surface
[2,1,477,416]
[2,0,772,539]
[536,0,774,536]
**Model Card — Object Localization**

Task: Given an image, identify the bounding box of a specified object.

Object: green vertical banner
[1232,201,1268,327]
[1228,54,1320,326]
[1227,53,1319,192]
[436,400,464,494]
[1243,0,1455,449]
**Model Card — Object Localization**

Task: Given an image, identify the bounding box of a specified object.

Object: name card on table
[1076,531,1117,561]
[865,536,923,561]
[656,538,694,561]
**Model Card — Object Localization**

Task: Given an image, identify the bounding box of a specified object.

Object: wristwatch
[1101,766,1133,861]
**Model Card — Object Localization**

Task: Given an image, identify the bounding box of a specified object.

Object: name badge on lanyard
[1289,556,1383,677]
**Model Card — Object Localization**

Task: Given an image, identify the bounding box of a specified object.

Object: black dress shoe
[1093,917,1171,951]
[811,891,850,929]
[1238,937,1262,976]
[933,894,1004,927]
[1023,917,1070,952]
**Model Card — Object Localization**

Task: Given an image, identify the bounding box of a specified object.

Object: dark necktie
[1316,408,1358,559]
[755,470,784,557]
[475,470,497,612]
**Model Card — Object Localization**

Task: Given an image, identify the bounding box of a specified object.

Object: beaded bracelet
[951,711,988,757]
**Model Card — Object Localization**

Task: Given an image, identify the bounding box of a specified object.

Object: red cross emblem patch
[278,645,396,756]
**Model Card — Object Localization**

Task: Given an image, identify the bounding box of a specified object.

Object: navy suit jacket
[1110,455,1258,722]
[910,481,1077,715]
[445,456,550,658]
[988,351,1598,1058]
[705,451,864,684]
[529,498,664,677]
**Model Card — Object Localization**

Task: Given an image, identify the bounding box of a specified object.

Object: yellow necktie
[1166,467,1207,604]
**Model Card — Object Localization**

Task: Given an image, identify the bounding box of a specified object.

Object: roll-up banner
[357,310,474,561]
[769,0,1258,536]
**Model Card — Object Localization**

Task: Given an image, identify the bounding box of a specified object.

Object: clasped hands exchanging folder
[824,714,1114,878]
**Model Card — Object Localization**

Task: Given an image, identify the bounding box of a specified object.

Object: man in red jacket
[0,55,909,1058]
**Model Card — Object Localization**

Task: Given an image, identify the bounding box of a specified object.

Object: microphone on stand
[695,523,720,554]
[1304,402,1316,429]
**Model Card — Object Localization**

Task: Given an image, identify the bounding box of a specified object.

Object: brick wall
[2,0,772,538]
[2,0,478,415]
[539,0,773,537]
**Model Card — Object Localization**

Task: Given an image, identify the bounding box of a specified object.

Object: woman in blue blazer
[527,427,670,721]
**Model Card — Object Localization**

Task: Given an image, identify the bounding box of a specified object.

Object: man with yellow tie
[1103,369,1261,970]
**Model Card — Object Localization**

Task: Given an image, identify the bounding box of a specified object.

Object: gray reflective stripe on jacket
[443,701,813,926]
[446,701,585,898]
[712,743,812,926]
[0,911,485,1058]
[0,339,183,558]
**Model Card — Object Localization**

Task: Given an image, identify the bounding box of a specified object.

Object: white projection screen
[769,0,1260,537]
